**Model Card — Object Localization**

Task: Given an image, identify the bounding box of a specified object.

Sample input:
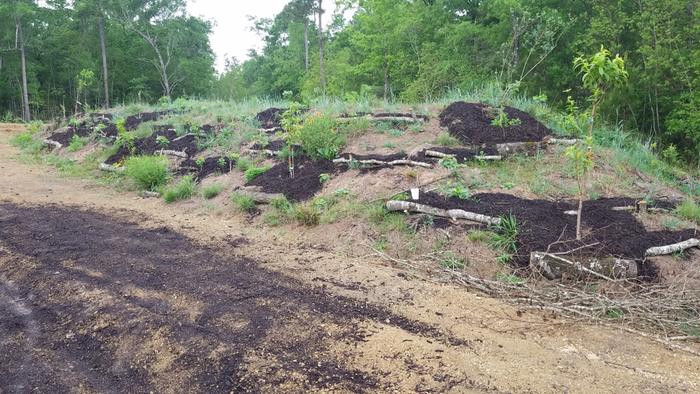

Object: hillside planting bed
[399,192,696,275]
[439,101,551,145]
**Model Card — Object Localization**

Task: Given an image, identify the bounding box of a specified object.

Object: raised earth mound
[439,101,551,145]
[246,157,338,201]
[255,108,285,130]
[419,192,695,270]
[104,127,199,164]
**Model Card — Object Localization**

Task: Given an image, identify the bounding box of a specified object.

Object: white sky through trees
[187,0,338,73]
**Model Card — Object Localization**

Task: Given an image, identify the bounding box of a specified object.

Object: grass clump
[435,132,460,147]
[202,183,223,199]
[231,193,257,213]
[236,156,254,172]
[675,199,700,224]
[163,175,196,203]
[440,252,466,269]
[488,213,519,264]
[67,135,87,152]
[11,132,44,154]
[467,230,495,243]
[124,155,169,190]
[244,166,270,182]
[292,201,321,226]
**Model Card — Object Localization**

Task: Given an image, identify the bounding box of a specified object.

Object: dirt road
[1,124,699,392]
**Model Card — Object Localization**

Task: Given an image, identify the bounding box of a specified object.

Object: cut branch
[43,139,62,149]
[645,239,700,257]
[334,157,432,168]
[424,150,502,161]
[530,251,638,280]
[386,200,501,225]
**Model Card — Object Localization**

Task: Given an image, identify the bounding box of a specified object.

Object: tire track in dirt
[0,203,471,392]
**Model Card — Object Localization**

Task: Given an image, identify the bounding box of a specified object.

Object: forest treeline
[1,0,698,161]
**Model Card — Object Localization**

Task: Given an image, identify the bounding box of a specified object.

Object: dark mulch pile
[178,156,234,181]
[419,192,696,266]
[0,203,470,392]
[247,157,338,201]
[48,125,94,146]
[256,108,286,129]
[251,139,287,151]
[104,126,199,164]
[439,102,551,145]
[124,111,169,130]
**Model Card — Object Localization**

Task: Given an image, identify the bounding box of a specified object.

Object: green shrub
[289,114,344,160]
[676,199,700,224]
[231,193,257,213]
[202,183,223,199]
[163,175,196,203]
[67,135,87,152]
[10,132,44,153]
[236,156,253,172]
[124,155,169,190]
[244,166,270,182]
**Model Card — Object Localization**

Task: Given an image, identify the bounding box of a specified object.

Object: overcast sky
[188,0,335,73]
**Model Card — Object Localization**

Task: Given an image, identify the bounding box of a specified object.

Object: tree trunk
[16,17,30,122]
[383,47,389,101]
[304,20,309,70]
[385,200,501,226]
[646,239,700,257]
[98,16,110,108]
[317,0,325,93]
[576,194,583,240]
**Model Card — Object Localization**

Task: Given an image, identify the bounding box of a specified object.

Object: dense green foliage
[123,155,169,190]
[0,0,214,120]
[1,0,698,162]
[216,0,699,162]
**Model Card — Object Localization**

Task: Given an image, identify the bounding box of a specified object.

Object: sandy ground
[1,123,699,393]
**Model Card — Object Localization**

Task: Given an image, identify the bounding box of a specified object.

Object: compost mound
[251,139,286,152]
[247,157,338,201]
[439,102,551,145]
[256,108,285,130]
[105,126,199,164]
[420,192,696,267]
[178,156,234,180]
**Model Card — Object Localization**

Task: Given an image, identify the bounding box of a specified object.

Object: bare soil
[2,124,700,393]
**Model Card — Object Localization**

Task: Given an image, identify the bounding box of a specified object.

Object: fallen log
[334,157,432,168]
[159,149,188,158]
[337,115,425,124]
[99,163,125,173]
[563,205,670,216]
[246,148,281,157]
[544,137,579,146]
[424,150,502,161]
[645,238,700,257]
[530,251,638,280]
[259,127,283,133]
[494,141,545,156]
[140,191,161,198]
[386,200,501,226]
[233,189,285,204]
[43,139,63,149]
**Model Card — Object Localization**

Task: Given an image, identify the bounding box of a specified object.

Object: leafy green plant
[124,155,169,191]
[490,108,521,128]
[156,135,170,148]
[115,119,135,153]
[319,173,331,184]
[244,166,270,182]
[448,185,470,200]
[568,46,629,240]
[195,157,205,168]
[67,135,87,152]
[202,183,223,199]
[217,157,227,168]
[163,175,196,203]
[439,156,460,171]
[290,113,344,161]
[11,132,44,154]
[231,193,257,213]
